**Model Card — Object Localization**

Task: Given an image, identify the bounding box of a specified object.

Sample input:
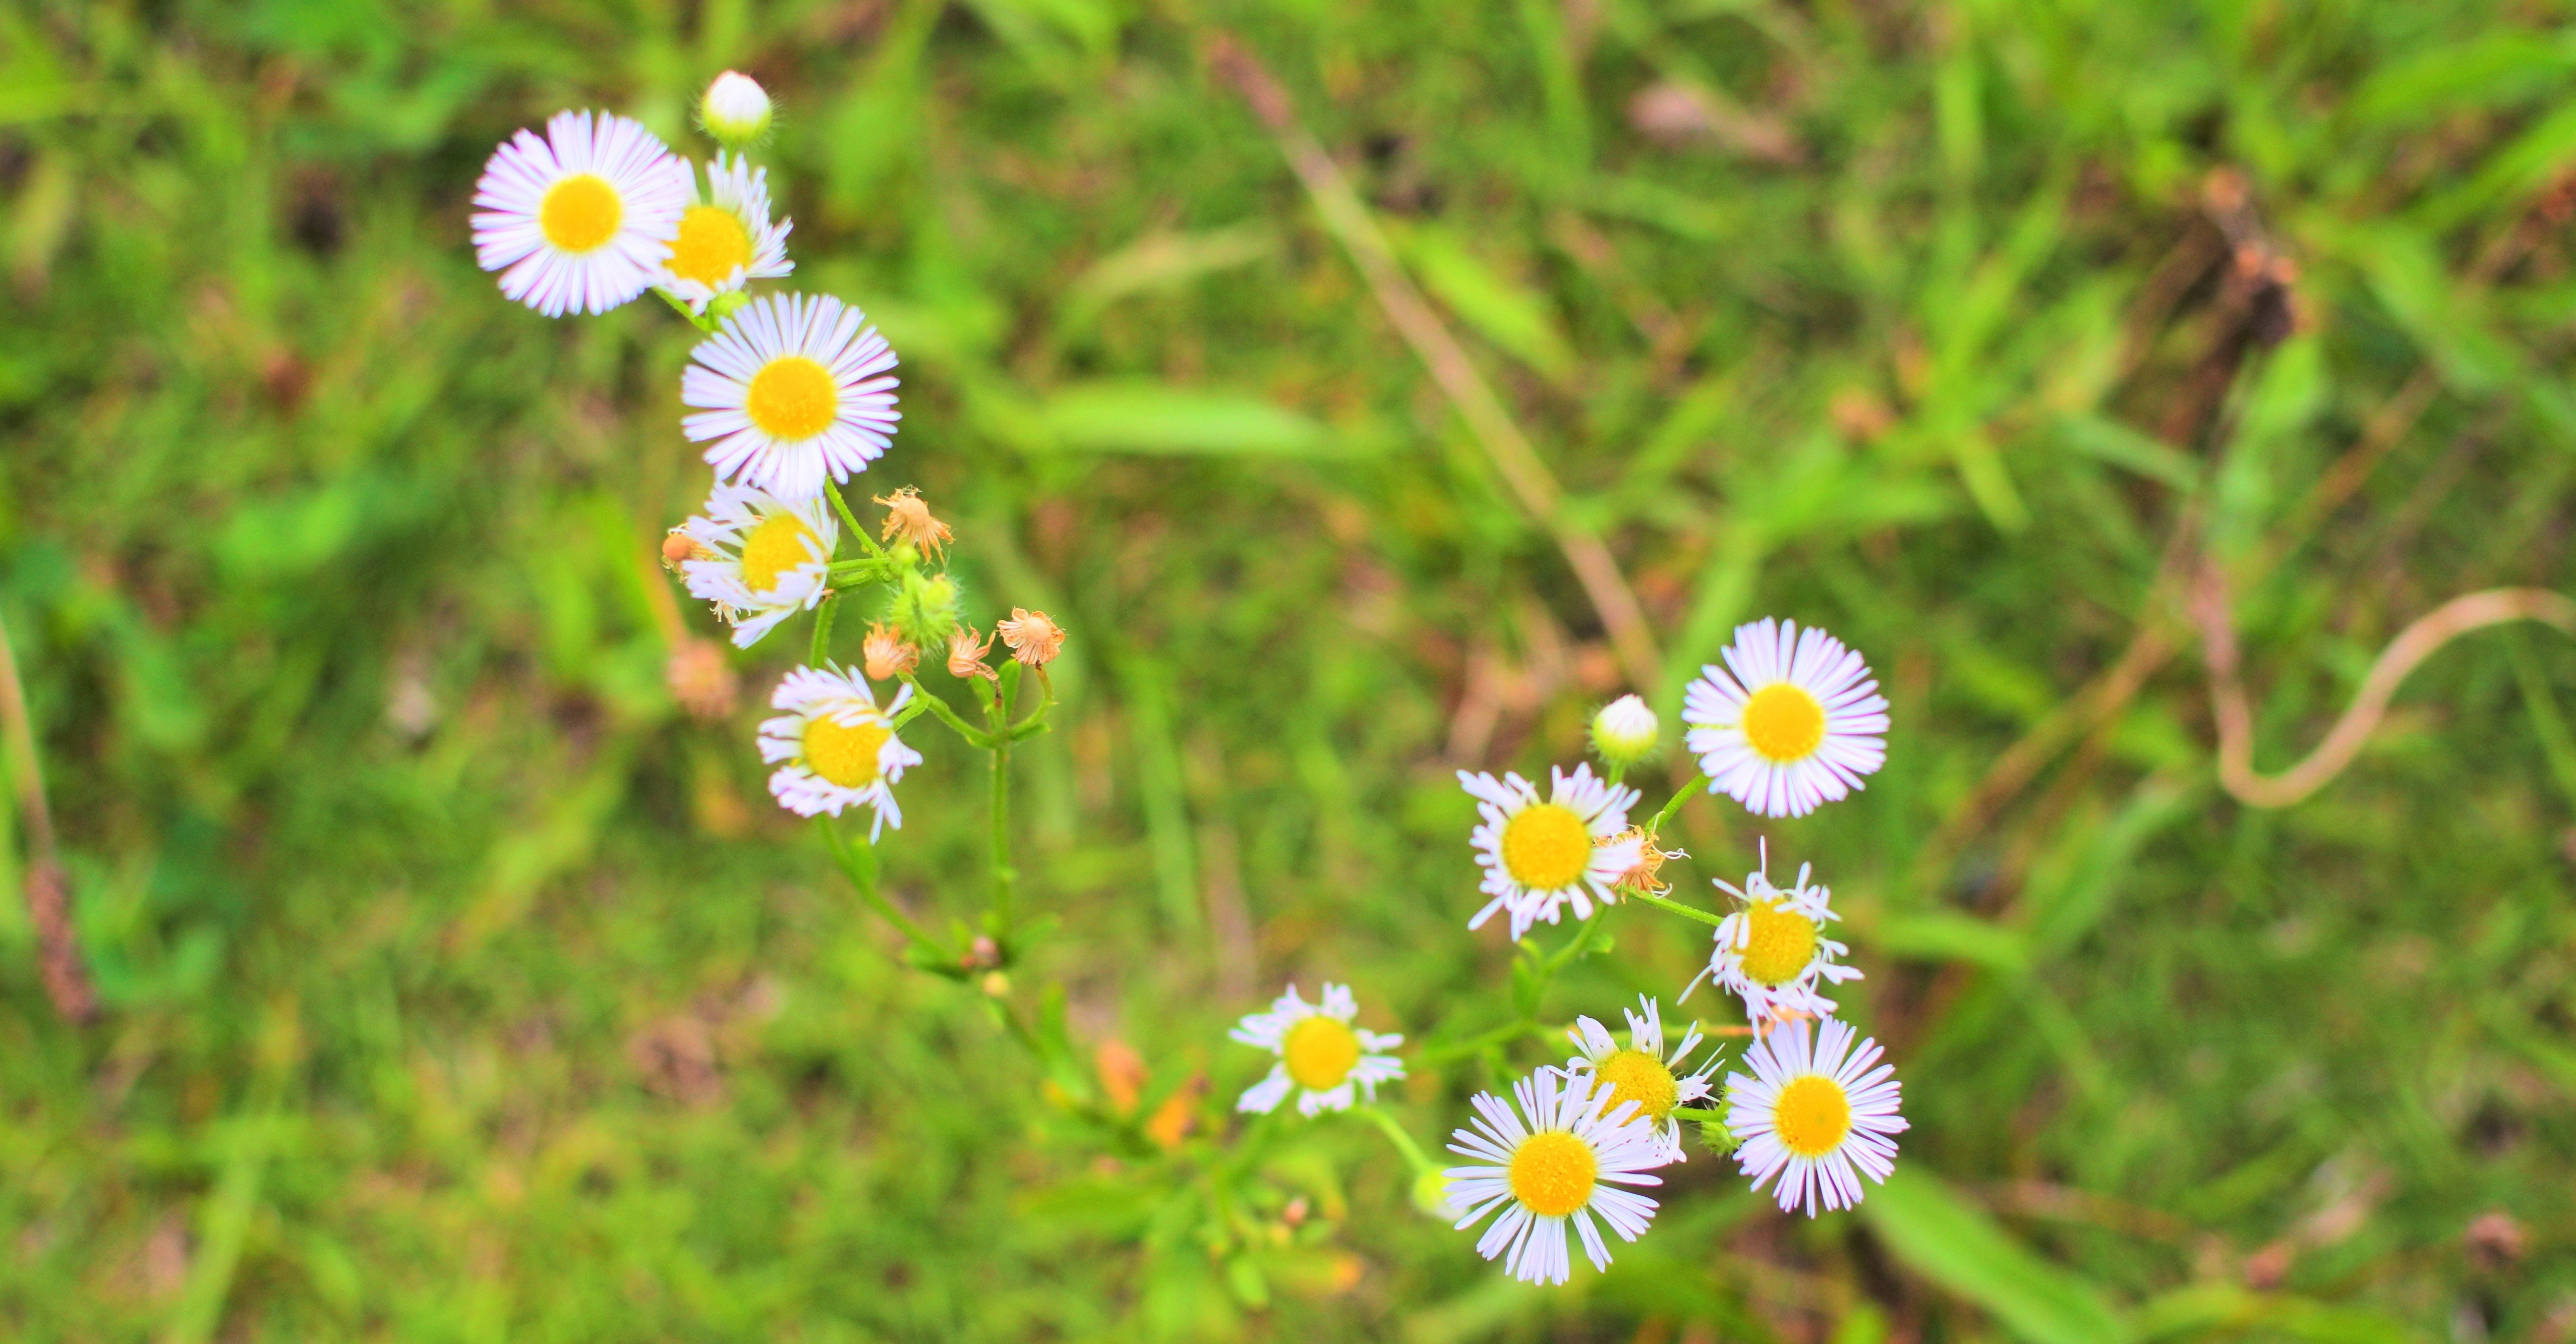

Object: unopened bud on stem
[1590,693,1659,765]
[698,71,773,148]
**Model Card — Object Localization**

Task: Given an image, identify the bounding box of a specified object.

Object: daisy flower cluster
[473,75,1065,974]
[1222,618,1905,1288]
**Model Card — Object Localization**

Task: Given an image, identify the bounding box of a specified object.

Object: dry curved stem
[0,609,95,1023]
[1201,33,1664,694]
[2196,565,2576,808]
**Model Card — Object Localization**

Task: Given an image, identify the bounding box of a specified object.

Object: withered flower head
[946,625,997,681]
[874,487,953,560]
[996,608,1065,668]
[863,622,920,682]
[1609,826,1685,899]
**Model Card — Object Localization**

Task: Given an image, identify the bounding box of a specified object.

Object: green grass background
[6,0,2576,1338]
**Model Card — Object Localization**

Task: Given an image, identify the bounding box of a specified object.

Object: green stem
[1646,784,1693,837]
[1416,1018,1547,1064]
[1357,1105,1438,1175]
[1625,886,1724,928]
[655,288,718,332]
[809,592,838,666]
[1545,909,1605,972]
[900,675,996,747]
[814,816,945,955]
[987,679,1017,932]
[823,480,886,559]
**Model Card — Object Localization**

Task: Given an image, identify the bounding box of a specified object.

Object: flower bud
[863,622,919,682]
[698,71,773,148]
[947,626,998,682]
[1590,693,1658,765]
[884,569,962,647]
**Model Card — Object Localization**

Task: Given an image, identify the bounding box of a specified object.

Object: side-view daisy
[1228,982,1406,1117]
[1563,996,1721,1163]
[758,665,922,838]
[655,152,794,313]
[1725,1017,1906,1217]
[674,484,838,648]
[1683,617,1889,817]
[683,292,901,501]
[1458,765,1643,941]
[1686,842,1861,1024]
[472,110,688,318]
[1444,1066,1667,1285]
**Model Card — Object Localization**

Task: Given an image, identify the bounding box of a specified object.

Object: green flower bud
[884,568,962,647]
[698,71,773,148]
[1590,693,1659,765]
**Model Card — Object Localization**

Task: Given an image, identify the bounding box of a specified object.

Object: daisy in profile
[1562,996,1721,1163]
[1228,982,1406,1117]
[1687,842,1860,1024]
[654,153,794,313]
[1683,618,1888,817]
[683,293,901,501]
[758,666,922,838]
[1458,765,1642,940]
[472,110,688,317]
[672,484,837,648]
[1444,1066,1667,1285]
[1725,1017,1905,1216]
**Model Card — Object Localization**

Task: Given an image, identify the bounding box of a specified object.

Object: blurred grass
[6,0,2576,1339]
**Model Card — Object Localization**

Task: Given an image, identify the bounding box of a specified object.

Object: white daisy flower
[1683,618,1889,817]
[683,293,901,501]
[654,153,795,313]
[1458,765,1644,941]
[1725,1017,1906,1217]
[1227,982,1406,1117]
[1685,841,1861,1024]
[471,110,688,318]
[1563,995,1721,1164]
[675,484,837,648]
[758,665,922,838]
[1444,1066,1668,1285]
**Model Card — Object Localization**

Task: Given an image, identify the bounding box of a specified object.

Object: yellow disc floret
[539,174,623,253]
[1738,899,1820,986]
[745,357,839,440]
[803,709,891,788]
[1281,1015,1362,1091]
[1591,1047,1679,1124]
[667,203,754,287]
[1772,1074,1852,1157]
[1507,1130,1598,1218]
[1739,682,1827,762]
[1500,803,1592,891]
[737,511,820,593]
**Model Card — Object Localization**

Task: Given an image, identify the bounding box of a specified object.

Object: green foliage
[5,0,2576,1339]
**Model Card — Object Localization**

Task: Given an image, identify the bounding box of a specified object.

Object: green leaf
[1870,911,2031,973]
[1394,223,1577,381]
[1862,1167,2129,1344]
[1037,382,1337,457]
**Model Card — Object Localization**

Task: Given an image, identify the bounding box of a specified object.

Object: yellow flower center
[1499,802,1592,891]
[745,356,839,440]
[1740,682,1827,762]
[737,511,819,594]
[1507,1130,1598,1218]
[802,708,890,788]
[1590,1047,1679,1124]
[1772,1074,1852,1158]
[1739,899,1820,986]
[1281,1015,1362,1091]
[667,203,754,286]
[539,173,622,253]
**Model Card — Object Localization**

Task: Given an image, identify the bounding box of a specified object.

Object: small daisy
[1444,1066,1667,1285]
[682,293,901,501]
[675,483,838,648]
[1228,982,1406,1117]
[654,153,794,313]
[1725,1017,1906,1217]
[1563,996,1721,1163]
[758,665,922,838]
[1683,618,1889,817]
[1686,842,1861,1024]
[1458,765,1643,940]
[472,110,688,318]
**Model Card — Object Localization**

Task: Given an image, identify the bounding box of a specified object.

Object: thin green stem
[900,675,996,747]
[814,816,945,955]
[987,677,1018,932]
[1356,1105,1437,1175]
[1625,886,1725,928]
[655,288,718,332]
[1646,784,1693,837]
[823,480,886,559]
[809,592,838,666]
[1545,909,1605,972]
[1416,1018,1548,1064]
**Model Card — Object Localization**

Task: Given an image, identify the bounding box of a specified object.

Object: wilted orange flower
[997,608,1065,667]
[874,487,953,560]
[863,622,919,682]
[660,528,711,571]
[947,626,997,681]
[1609,826,1683,898]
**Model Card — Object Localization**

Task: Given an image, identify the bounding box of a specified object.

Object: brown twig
[0,609,95,1023]
[2198,571,2576,807]
[1202,33,1664,693]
